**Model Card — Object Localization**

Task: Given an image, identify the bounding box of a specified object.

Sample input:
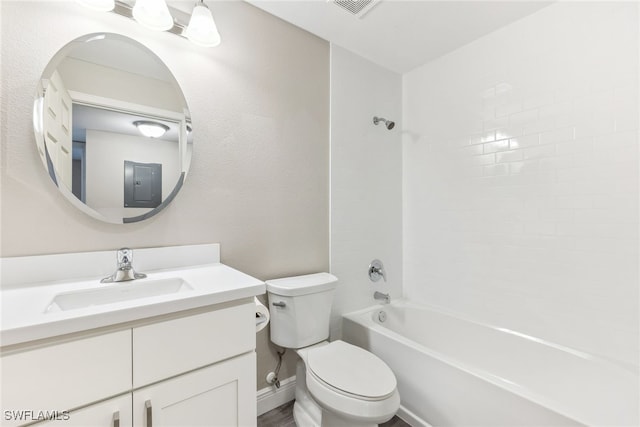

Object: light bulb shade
[185,2,221,47]
[132,0,174,32]
[134,121,170,138]
[76,0,115,12]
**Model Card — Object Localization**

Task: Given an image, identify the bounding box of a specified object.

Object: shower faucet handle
[368,259,386,282]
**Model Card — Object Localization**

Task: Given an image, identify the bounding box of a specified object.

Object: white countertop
[0,245,266,347]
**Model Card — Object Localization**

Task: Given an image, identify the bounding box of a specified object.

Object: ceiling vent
[331,0,381,19]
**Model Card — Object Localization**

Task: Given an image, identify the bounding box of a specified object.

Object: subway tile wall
[403,2,638,367]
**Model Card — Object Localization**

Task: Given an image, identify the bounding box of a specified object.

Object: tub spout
[374,291,390,304]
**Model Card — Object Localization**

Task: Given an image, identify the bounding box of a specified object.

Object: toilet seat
[307,340,397,400]
[305,340,400,424]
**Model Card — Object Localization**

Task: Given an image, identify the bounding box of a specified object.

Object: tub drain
[377,310,387,323]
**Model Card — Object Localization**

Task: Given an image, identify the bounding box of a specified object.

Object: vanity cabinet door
[1,330,132,427]
[35,394,132,427]
[132,352,256,427]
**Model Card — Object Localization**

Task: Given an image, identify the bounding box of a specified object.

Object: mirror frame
[33,33,192,224]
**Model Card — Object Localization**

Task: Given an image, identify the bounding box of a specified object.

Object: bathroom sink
[45,278,193,312]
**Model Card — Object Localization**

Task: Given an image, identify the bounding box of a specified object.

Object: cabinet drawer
[132,301,254,387]
[0,330,131,427]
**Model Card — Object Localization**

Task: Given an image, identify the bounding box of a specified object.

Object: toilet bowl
[266,273,400,426]
[304,340,400,426]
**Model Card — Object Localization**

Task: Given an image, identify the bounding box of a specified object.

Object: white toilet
[266,273,400,427]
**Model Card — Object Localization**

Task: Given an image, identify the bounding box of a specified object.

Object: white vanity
[0,244,265,427]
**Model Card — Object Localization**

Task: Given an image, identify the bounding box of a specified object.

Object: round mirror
[33,33,192,224]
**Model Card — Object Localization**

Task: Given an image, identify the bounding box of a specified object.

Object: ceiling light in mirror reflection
[134,120,171,138]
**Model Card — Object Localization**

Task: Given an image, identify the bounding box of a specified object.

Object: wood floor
[257,401,411,427]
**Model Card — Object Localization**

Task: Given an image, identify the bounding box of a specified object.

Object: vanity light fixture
[134,121,170,138]
[76,0,222,47]
[132,0,174,32]
[185,0,221,47]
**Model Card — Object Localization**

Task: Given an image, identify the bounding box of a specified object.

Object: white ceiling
[245,0,552,73]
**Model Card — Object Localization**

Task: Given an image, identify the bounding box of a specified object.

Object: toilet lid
[307,341,396,399]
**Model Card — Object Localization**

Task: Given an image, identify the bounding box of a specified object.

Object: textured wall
[330,46,402,339]
[0,1,329,389]
[403,2,638,367]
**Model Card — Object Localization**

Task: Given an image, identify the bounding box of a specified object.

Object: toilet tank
[266,273,338,349]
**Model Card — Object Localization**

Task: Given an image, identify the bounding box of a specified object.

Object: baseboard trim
[397,405,432,427]
[256,376,296,416]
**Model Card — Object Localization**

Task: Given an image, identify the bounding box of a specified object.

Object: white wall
[330,45,402,339]
[86,130,180,221]
[403,2,638,367]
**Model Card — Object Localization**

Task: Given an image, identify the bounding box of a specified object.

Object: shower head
[373,116,395,130]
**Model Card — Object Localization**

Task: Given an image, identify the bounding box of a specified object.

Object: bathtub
[342,301,639,427]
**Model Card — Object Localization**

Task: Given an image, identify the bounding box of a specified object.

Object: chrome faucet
[101,248,147,283]
[374,291,390,304]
